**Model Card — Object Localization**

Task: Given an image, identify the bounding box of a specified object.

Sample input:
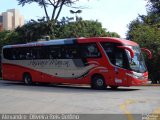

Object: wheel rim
[96,78,104,86]
[24,76,30,84]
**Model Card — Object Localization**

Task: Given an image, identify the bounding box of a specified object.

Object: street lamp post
[70,10,82,21]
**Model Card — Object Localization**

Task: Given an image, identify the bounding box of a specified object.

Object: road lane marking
[120,99,160,120]
[119,99,136,120]
[152,107,160,114]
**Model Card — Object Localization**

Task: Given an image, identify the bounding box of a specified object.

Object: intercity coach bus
[1,37,152,89]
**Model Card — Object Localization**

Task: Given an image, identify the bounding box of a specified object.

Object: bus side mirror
[141,48,152,59]
[117,46,135,58]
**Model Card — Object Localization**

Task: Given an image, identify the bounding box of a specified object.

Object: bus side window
[12,49,18,60]
[18,48,32,60]
[80,43,101,58]
[103,43,115,64]
[49,46,62,59]
[25,48,33,60]
[3,48,20,60]
[3,48,12,60]
[64,45,79,59]
[32,47,39,59]
[101,42,128,69]
[115,49,124,67]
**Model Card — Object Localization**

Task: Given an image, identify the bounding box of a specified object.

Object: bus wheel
[110,86,118,90]
[91,75,106,90]
[23,73,33,85]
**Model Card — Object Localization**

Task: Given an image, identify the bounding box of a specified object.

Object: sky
[0,0,148,38]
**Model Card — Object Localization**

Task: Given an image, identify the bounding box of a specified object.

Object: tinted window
[63,45,79,59]
[101,42,129,69]
[80,43,101,58]
[3,47,47,60]
[49,46,62,59]
[3,48,13,60]
[19,48,32,60]
[3,43,101,60]
[32,47,48,59]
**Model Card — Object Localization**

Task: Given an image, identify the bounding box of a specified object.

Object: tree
[55,20,118,38]
[108,32,120,38]
[0,31,20,46]
[126,0,160,83]
[17,0,80,22]
[147,0,160,14]
[15,19,57,42]
[0,19,120,44]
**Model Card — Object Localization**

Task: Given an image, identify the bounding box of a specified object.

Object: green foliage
[5,19,120,43]
[0,19,120,45]
[0,30,20,47]
[56,20,110,38]
[126,0,160,83]
[15,19,56,42]
[108,32,120,38]
[147,0,160,14]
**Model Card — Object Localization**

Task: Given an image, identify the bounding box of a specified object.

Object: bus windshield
[127,46,147,73]
[101,42,147,73]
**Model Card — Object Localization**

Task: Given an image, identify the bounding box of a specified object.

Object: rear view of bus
[1,37,152,89]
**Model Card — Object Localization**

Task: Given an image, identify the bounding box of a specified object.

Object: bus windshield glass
[101,42,129,69]
[127,46,147,73]
[101,42,147,73]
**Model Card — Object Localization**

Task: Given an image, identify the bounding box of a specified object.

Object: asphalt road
[0,80,160,116]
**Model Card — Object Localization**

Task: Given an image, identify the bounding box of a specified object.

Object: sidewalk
[143,83,160,86]
[142,81,160,86]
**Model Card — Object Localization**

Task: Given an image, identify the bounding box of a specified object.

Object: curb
[142,84,160,86]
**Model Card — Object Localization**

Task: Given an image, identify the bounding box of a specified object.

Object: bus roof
[78,37,138,46]
[3,38,76,48]
[3,37,138,48]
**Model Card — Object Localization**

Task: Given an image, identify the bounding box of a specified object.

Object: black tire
[110,86,119,90]
[91,75,106,90]
[37,82,50,86]
[23,73,33,85]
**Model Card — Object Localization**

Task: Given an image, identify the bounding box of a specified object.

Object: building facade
[0,9,24,31]
[0,15,3,31]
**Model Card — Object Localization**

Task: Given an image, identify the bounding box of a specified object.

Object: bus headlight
[126,72,144,79]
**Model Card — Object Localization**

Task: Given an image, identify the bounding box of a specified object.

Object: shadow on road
[0,80,141,93]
